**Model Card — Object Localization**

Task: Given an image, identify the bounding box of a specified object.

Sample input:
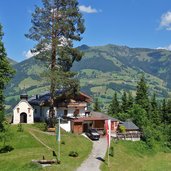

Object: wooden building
[71,111,119,134]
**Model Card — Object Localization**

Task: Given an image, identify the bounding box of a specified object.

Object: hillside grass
[101,140,171,171]
[0,124,92,171]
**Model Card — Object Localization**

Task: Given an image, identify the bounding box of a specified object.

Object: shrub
[119,125,126,133]
[17,123,24,132]
[0,145,14,153]
[69,151,78,157]
[109,146,114,157]
[61,141,65,145]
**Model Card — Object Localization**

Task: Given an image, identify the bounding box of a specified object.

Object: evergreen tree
[0,24,15,130]
[161,98,167,123]
[121,91,128,113]
[150,93,160,124]
[26,0,85,126]
[93,98,101,112]
[127,91,134,109]
[127,104,148,130]
[135,74,149,112]
[166,99,171,124]
[108,92,120,116]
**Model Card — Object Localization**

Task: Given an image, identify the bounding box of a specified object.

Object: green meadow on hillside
[1,124,171,171]
[6,44,171,113]
[0,124,92,171]
[101,141,171,171]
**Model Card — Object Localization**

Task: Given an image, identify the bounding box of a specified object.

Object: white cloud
[160,11,171,30]
[156,44,171,51]
[23,50,39,59]
[79,5,98,13]
[23,37,69,59]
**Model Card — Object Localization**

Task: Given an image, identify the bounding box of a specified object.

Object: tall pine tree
[150,93,160,124]
[127,91,134,109]
[166,99,171,124]
[26,0,85,126]
[161,98,167,123]
[121,91,128,113]
[135,74,149,112]
[93,98,101,112]
[0,24,15,130]
[108,92,120,116]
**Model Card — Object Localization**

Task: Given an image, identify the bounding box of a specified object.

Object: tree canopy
[0,24,15,130]
[107,74,171,149]
[26,0,85,126]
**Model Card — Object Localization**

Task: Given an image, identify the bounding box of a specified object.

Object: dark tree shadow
[96,157,105,162]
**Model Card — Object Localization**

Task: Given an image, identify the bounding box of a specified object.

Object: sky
[1,0,171,62]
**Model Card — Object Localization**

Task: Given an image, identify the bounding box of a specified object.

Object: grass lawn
[0,124,92,171]
[101,141,171,171]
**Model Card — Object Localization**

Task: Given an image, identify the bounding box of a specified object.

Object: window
[28,108,30,113]
[74,109,79,117]
[64,110,68,116]
[17,108,20,113]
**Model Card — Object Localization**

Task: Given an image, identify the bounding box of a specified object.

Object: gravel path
[76,137,107,171]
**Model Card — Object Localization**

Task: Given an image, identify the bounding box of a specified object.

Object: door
[83,123,88,132]
[20,113,27,123]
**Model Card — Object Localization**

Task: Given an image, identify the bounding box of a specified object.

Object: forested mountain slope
[5,44,171,112]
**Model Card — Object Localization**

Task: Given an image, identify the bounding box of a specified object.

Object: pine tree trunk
[49,10,57,127]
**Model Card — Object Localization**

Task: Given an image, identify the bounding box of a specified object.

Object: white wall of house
[31,105,87,121]
[13,100,34,124]
[57,107,86,117]
[60,121,71,132]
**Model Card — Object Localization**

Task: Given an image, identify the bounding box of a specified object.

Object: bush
[46,117,57,128]
[119,125,126,133]
[17,123,24,132]
[69,151,78,157]
[109,146,114,157]
[61,141,65,145]
[0,145,14,153]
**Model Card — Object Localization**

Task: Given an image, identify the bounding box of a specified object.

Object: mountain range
[5,44,171,112]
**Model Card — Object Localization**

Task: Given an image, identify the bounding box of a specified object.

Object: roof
[72,117,107,123]
[72,111,118,123]
[90,111,118,121]
[28,90,92,106]
[20,89,28,96]
[119,121,139,130]
[13,99,34,111]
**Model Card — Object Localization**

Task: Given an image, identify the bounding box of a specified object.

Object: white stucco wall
[57,107,86,118]
[31,104,87,120]
[13,100,34,124]
[60,121,71,132]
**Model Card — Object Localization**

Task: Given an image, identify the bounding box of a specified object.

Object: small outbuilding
[119,121,139,133]
[13,92,34,124]
[117,121,141,141]
[71,111,119,134]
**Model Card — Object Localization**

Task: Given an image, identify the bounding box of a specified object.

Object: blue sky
[1,0,171,62]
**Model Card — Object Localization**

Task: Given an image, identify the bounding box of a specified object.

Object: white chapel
[13,92,34,124]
